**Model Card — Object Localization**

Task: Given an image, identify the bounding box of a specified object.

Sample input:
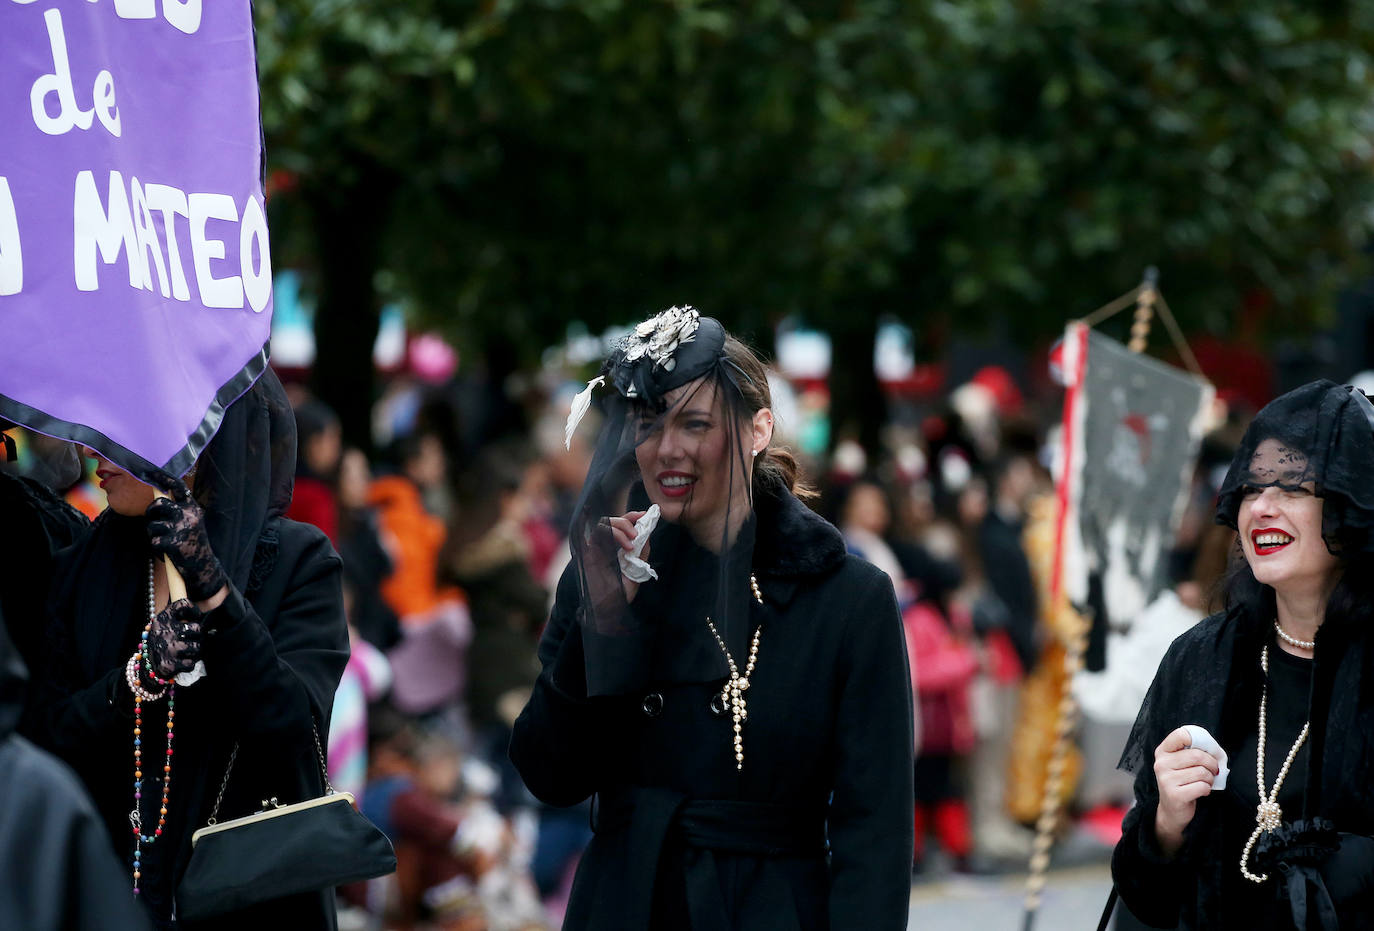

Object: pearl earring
[751,449,759,458]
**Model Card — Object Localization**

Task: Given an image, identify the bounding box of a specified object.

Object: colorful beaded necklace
[128,558,176,896]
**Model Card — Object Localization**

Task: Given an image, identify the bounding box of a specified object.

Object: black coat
[1113,607,1374,929]
[24,515,349,929]
[0,568,151,929]
[509,487,915,931]
[0,471,89,672]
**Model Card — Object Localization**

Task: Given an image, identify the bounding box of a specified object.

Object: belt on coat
[592,785,827,930]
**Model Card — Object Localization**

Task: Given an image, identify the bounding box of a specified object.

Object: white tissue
[175,660,207,687]
[618,504,660,583]
[1182,724,1229,790]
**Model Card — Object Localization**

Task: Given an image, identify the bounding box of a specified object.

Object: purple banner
[0,1,271,477]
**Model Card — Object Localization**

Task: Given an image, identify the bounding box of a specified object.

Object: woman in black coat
[1113,380,1374,929]
[23,370,350,930]
[510,308,914,931]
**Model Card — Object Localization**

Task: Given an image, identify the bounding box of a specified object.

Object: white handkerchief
[618,504,661,583]
[175,660,207,687]
[1182,724,1229,790]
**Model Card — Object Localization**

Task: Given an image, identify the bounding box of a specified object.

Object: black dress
[25,515,348,929]
[509,486,915,931]
[1112,607,1374,929]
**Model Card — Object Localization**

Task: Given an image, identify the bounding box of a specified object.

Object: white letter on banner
[188,193,243,309]
[239,196,271,313]
[130,179,170,298]
[112,0,156,19]
[162,0,203,35]
[93,70,121,137]
[30,9,94,136]
[73,170,147,292]
[144,183,191,301]
[0,179,21,297]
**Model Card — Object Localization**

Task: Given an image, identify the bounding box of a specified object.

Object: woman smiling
[510,308,914,931]
[1113,380,1374,930]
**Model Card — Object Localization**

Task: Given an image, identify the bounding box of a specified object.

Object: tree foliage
[255,0,1374,446]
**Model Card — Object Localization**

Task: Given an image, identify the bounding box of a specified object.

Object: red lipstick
[1251,527,1293,556]
[656,470,696,499]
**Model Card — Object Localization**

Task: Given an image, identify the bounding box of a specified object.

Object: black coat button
[709,691,727,717]
[641,692,664,718]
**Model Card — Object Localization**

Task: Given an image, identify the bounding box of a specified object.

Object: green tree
[256,0,1374,451]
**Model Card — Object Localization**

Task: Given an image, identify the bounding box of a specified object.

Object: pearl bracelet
[125,652,166,702]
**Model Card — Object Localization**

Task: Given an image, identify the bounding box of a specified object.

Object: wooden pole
[1022,270,1158,930]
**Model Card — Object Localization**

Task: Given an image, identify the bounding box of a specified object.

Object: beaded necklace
[1240,645,1309,883]
[127,558,176,897]
[704,573,765,772]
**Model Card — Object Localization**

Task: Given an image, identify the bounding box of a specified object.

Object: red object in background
[287,475,339,544]
[970,365,1023,416]
[1079,803,1129,847]
[881,362,947,399]
[1190,335,1274,413]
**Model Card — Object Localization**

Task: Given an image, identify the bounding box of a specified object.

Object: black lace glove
[145,599,204,680]
[145,472,227,602]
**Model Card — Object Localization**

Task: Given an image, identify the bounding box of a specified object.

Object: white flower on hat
[622,305,700,371]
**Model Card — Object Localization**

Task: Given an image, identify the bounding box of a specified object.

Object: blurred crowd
[5,350,1271,930]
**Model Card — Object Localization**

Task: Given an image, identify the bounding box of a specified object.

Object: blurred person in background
[364,716,545,931]
[899,526,979,874]
[371,432,473,721]
[446,443,547,807]
[1114,381,1374,929]
[328,585,394,800]
[976,452,1042,677]
[288,398,343,544]
[336,446,401,651]
[837,476,910,601]
[510,308,914,930]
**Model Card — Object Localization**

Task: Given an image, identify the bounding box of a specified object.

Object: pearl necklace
[129,559,176,897]
[1273,621,1315,651]
[704,573,765,771]
[1240,646,1309,883]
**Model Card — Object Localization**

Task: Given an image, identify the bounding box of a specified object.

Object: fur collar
[751,481,846,579]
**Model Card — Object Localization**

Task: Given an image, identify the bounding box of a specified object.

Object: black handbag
[176,726,396,922]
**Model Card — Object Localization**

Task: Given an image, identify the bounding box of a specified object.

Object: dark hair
[721,335,816,500]
[292,399,339,445]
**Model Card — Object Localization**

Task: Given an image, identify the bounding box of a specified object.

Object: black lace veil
[1215,380,1374,556]
[1121,379,1374,784]
[566,308,761,697]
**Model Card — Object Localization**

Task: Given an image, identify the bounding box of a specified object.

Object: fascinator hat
[1215,379,1374,556]
[564,307,764,697]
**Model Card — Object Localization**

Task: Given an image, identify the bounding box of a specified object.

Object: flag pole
[1021,270,1159,931]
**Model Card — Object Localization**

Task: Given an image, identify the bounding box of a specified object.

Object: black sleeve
[1109,640,1209,928]
[198,528,349,746]
[977,519,1038,672]
[826,569,916,931]
[0,737,154,931]
[0,472,89,670]
[19,617,129,771]
[508,563,628,807]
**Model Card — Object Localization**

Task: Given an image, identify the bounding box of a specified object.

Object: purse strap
[205,723,334,826]
[1094,885,1119,931]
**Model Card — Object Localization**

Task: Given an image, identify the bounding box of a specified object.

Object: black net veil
[187,367,296,595]
[568,308,762,697]
[1215,379,1374,556]
[1118,380,1374,783]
